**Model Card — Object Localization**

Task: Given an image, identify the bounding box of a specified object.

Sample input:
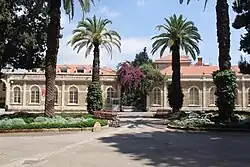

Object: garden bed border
[0,125,109,133]
[167,124,250,132]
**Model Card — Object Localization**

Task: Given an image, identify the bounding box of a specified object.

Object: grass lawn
[0,112,107,130]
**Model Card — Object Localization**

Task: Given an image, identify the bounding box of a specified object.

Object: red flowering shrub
[116,61,145,89]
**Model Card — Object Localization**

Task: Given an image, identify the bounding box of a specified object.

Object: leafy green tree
[0,0,47,74]
[68,15,121,82]
[44,0,96,117]
[151,14,201,113]
[132,47,153,67]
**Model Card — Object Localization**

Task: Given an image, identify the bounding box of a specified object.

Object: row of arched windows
[151,86,242,106]
[12,86,116,105]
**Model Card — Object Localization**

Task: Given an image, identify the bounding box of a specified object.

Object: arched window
[13,87,21,103]
[189,87,199,105]
[30,86,40,104]
[106,87,115,104]
[54,88,58,104]
[69,86,78,104]
[152,88,161,105]
[209,87,216,105]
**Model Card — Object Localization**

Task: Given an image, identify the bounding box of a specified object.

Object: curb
[0,125,109,133]
[167,125,250,133]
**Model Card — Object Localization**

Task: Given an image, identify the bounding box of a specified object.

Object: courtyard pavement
[0,113,250,167]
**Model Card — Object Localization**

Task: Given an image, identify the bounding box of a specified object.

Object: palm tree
[68,15,121,82]
[44,0,96,117]
[151,14,201,113]
[179,0,240,69]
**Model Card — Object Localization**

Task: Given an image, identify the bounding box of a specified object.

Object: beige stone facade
[0,56,249,112]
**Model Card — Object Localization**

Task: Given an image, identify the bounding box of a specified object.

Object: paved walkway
[0,114,250,167]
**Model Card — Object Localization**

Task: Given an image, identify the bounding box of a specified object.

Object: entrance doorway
[0,80,6,108]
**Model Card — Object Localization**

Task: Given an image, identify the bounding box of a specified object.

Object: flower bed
[0,113,107,131]
[167,111,250,131]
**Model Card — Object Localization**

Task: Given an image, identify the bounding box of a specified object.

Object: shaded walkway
[1,114,250,167]
[99,128,250,167]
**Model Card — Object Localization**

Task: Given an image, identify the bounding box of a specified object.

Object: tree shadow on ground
[98,130,250,167]
[119,119,167,129]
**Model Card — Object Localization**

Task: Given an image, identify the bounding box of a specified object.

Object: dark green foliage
[121,91,137,106]
[232,0,250,53]
[86,82,103,114]
[132,47,153,67]
[0,119,107,130]
[212,70,237,121]
[0,0,48,71]
[167,83,184,110]
[139,63,166,93]
[238,56,250,74]
[0,112,94,121]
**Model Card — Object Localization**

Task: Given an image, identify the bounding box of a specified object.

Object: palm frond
[151,14,201,60]
[63,0,97,20]
[69,15,121,59]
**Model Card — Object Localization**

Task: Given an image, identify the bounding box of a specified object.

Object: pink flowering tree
[116,61,145,110]
[117,61,145,90]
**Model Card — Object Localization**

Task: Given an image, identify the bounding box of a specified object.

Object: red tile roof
[56,65,116,75]
[160,65,241,76]
[155,55,191,63]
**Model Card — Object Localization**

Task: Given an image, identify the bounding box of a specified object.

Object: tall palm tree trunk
[44,0,61,117]
[216,0,231,70]
[216,0,234,121]
[171,39,181,113]
[92,43,100,82]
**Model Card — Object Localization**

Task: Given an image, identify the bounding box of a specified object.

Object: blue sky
[58,0,246,68]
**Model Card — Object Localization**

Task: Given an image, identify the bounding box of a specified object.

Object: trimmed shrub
[167,83,184,110]
[169,111,212,127]
[86,82,103,114]
[212,70,237,121]
[0,116,107,130]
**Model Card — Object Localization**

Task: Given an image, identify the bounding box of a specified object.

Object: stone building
[0,55,249,113]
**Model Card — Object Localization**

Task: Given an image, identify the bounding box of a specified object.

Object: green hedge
[212,69,237,121]
[0,115,107,130]
[87,82,103,114]
[0,120,107,130]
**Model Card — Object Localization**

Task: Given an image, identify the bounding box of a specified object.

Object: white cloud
[137,0,145,7]
[58,35,156,68]
[96,6,121,18]
[58,14,168,68]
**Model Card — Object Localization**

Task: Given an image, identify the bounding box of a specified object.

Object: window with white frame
[209,87,216,105]
[189,87,199,105]
[106,87,115,104]
[13,87,21,103]
[152,88,161,105]
[69,87,78,104]
[30,86,40,103]
[55,89,58,104]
